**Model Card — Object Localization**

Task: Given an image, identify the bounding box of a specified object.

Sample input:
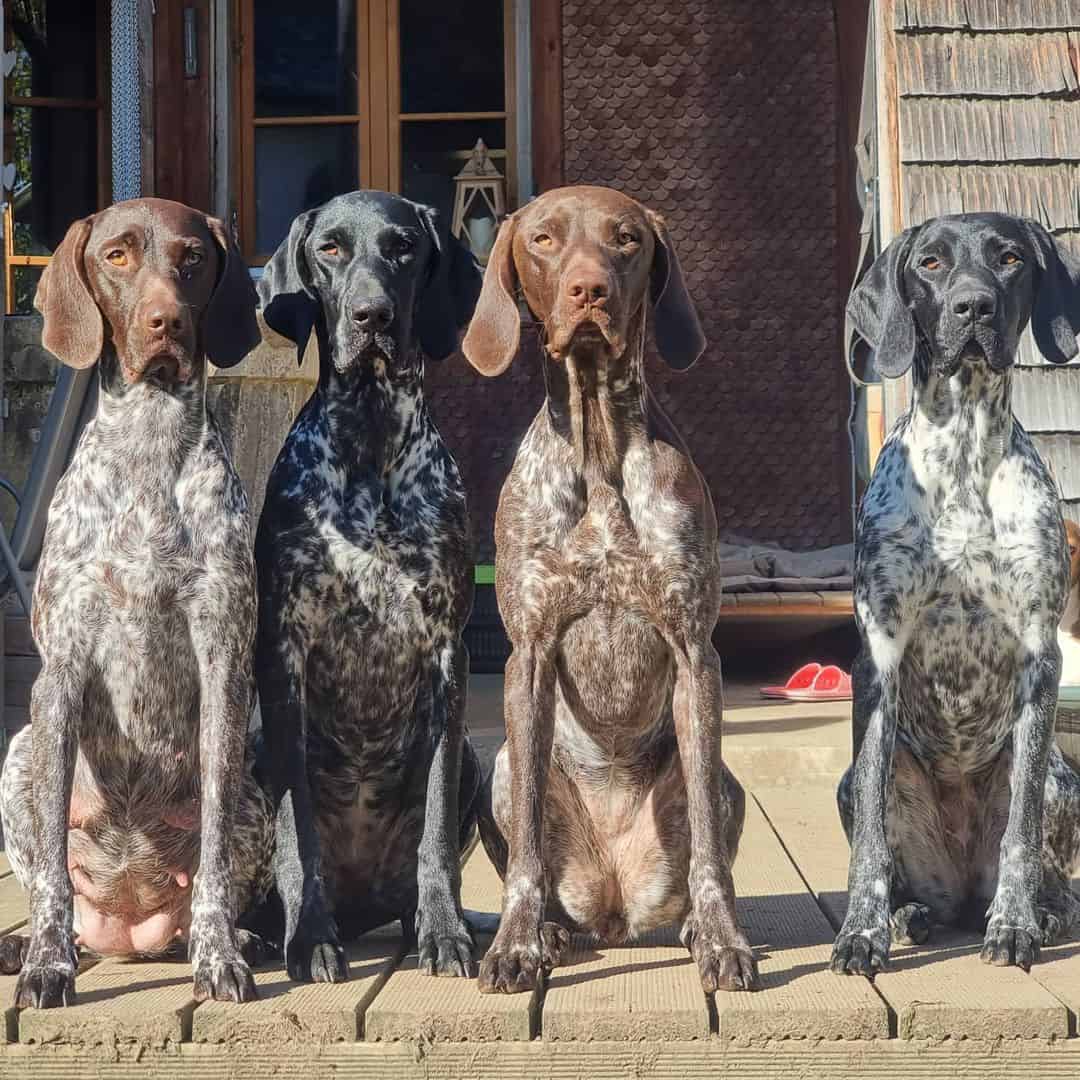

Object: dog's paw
[540,922,570,973]
[0,934,29,975]
[477,931,543,994]
[236,928,280,969]
[681,915,757,992]
[15,960,76,1009]
[981,919,1042,970]
[416,905,476,978]
[193,952,258,1003]
[284,915,349,984]
[831,920,890,977]
[891,902,932,946]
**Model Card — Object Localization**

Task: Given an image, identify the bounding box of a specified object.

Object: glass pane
[401,120,506,224]
[9,106,98,256]
[400,0,505,114]
[7,0,99,102]
[12,266,45,316]
[254,0,358,117]
[255,125,358,255]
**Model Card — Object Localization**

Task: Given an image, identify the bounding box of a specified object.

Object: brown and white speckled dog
[0,199,274,1008]
[463,185,757,995]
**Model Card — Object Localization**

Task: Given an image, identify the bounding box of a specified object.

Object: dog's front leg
[416,637,475,977]
[672,641,758,992]
[831,638,902,976]
[15,661,83,1008]
[982,634,1061,970]
[258,637,348,985]
[190,621,258,1003]
[478,643,557,994]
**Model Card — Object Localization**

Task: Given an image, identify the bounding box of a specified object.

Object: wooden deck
[2,697,1080,1077]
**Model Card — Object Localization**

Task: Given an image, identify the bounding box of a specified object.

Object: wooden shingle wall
[893,3,1080,521]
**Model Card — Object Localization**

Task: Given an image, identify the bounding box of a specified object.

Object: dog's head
[258,190,481,378]
[35,198,259,388]
[462,185,705,376]
[848,213,1080,379]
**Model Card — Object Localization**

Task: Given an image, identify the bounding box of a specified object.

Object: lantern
[450,139,506,264]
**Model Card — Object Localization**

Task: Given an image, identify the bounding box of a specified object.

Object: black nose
[352,298,394,331]
[951,289,996,323]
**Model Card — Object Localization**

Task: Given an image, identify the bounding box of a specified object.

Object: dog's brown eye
[618,230,638,247]
[394,237,414,256]
[920,256,941,271]
[183,250,203,267]
[319,242,340,257]
[106,249,127,267]
[1001,251,1022,267]
[533,233,552,247]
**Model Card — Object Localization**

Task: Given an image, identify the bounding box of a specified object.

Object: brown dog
[463,186,757,994]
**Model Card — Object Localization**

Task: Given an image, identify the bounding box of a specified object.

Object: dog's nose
[352,298,394,331]
[145,307,185,335]
[567,274,609,308]
[951,289,996,323]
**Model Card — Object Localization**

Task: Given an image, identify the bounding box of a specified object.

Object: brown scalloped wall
[427,0,852,562]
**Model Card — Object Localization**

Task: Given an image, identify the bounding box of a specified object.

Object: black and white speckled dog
[833,213,1080,978]
[253,191,483,984]
[0,199,273,1008]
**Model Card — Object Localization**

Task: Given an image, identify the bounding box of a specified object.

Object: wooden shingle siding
[1014,368,1080,429]
[1031,433,1080,500]
[904,164,1080,230]
[900,99,1080,163]
[897,33,1080,97]
[895,0,1080,32]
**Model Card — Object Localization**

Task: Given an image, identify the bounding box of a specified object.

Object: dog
[253,190,484,983]
[833,213,1080,977]
[462,185,757,995]
[0,198,273,1007]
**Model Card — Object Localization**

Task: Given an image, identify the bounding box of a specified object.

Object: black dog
[834,213,1080,977]
[253,191,484,983]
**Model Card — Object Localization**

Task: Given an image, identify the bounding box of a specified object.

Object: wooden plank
[904,164,1080,233]
[0,855,10,878]
[366,846,536,1042]
[1031,433,1080,498]
[0,974,19,1043]
[896,32,1079,97]
[193,933,404,1045]
[19,956,197,1049]
[1014,367,1080,430]
[901,98,1080,164]
[531,0,563,192]
[895,0,1080,31]
[17,1037,1080,1079]
[716,799,888,1042]
[541,924,709,1042]
[735,593,780,608]
[0,875,28,935]
[755,785,1070,1041]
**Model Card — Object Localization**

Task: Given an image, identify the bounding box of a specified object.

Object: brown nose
[566,269,610,308]
[145,305,185,336]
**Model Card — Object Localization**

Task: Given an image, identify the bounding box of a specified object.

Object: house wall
[890,0,1080,523]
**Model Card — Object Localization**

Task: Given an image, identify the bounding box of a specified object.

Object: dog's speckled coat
[463,186,756,996]
[0,198,271,1007]
[252,191,484,984]
[834,213,1080,978]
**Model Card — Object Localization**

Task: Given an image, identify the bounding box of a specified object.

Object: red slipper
[760,662,822,699]
[781,664,852,701]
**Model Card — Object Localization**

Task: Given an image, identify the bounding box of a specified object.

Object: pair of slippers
[760,662,852,701]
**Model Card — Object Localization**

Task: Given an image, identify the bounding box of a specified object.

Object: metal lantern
[450,139,506,264]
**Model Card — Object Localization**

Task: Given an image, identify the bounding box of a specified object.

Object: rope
[111,0,141,202]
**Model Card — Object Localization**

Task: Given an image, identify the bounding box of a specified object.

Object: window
[237,0,515,260]
[3,0,110,313]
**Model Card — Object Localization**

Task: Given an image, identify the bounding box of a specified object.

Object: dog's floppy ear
[203,215,260,368]
[258,210,318,365]
[462,211,520,377]
[647,210,706,371]
[35,215,102,369]
[847,226,920,379]
[415,204,483,361]
[1024,219,1080,366]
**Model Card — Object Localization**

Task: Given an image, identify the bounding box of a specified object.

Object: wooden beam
[530,0,561,192]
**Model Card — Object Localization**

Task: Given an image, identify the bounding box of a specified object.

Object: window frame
[235,0,516,262]
[3,0,111,314]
